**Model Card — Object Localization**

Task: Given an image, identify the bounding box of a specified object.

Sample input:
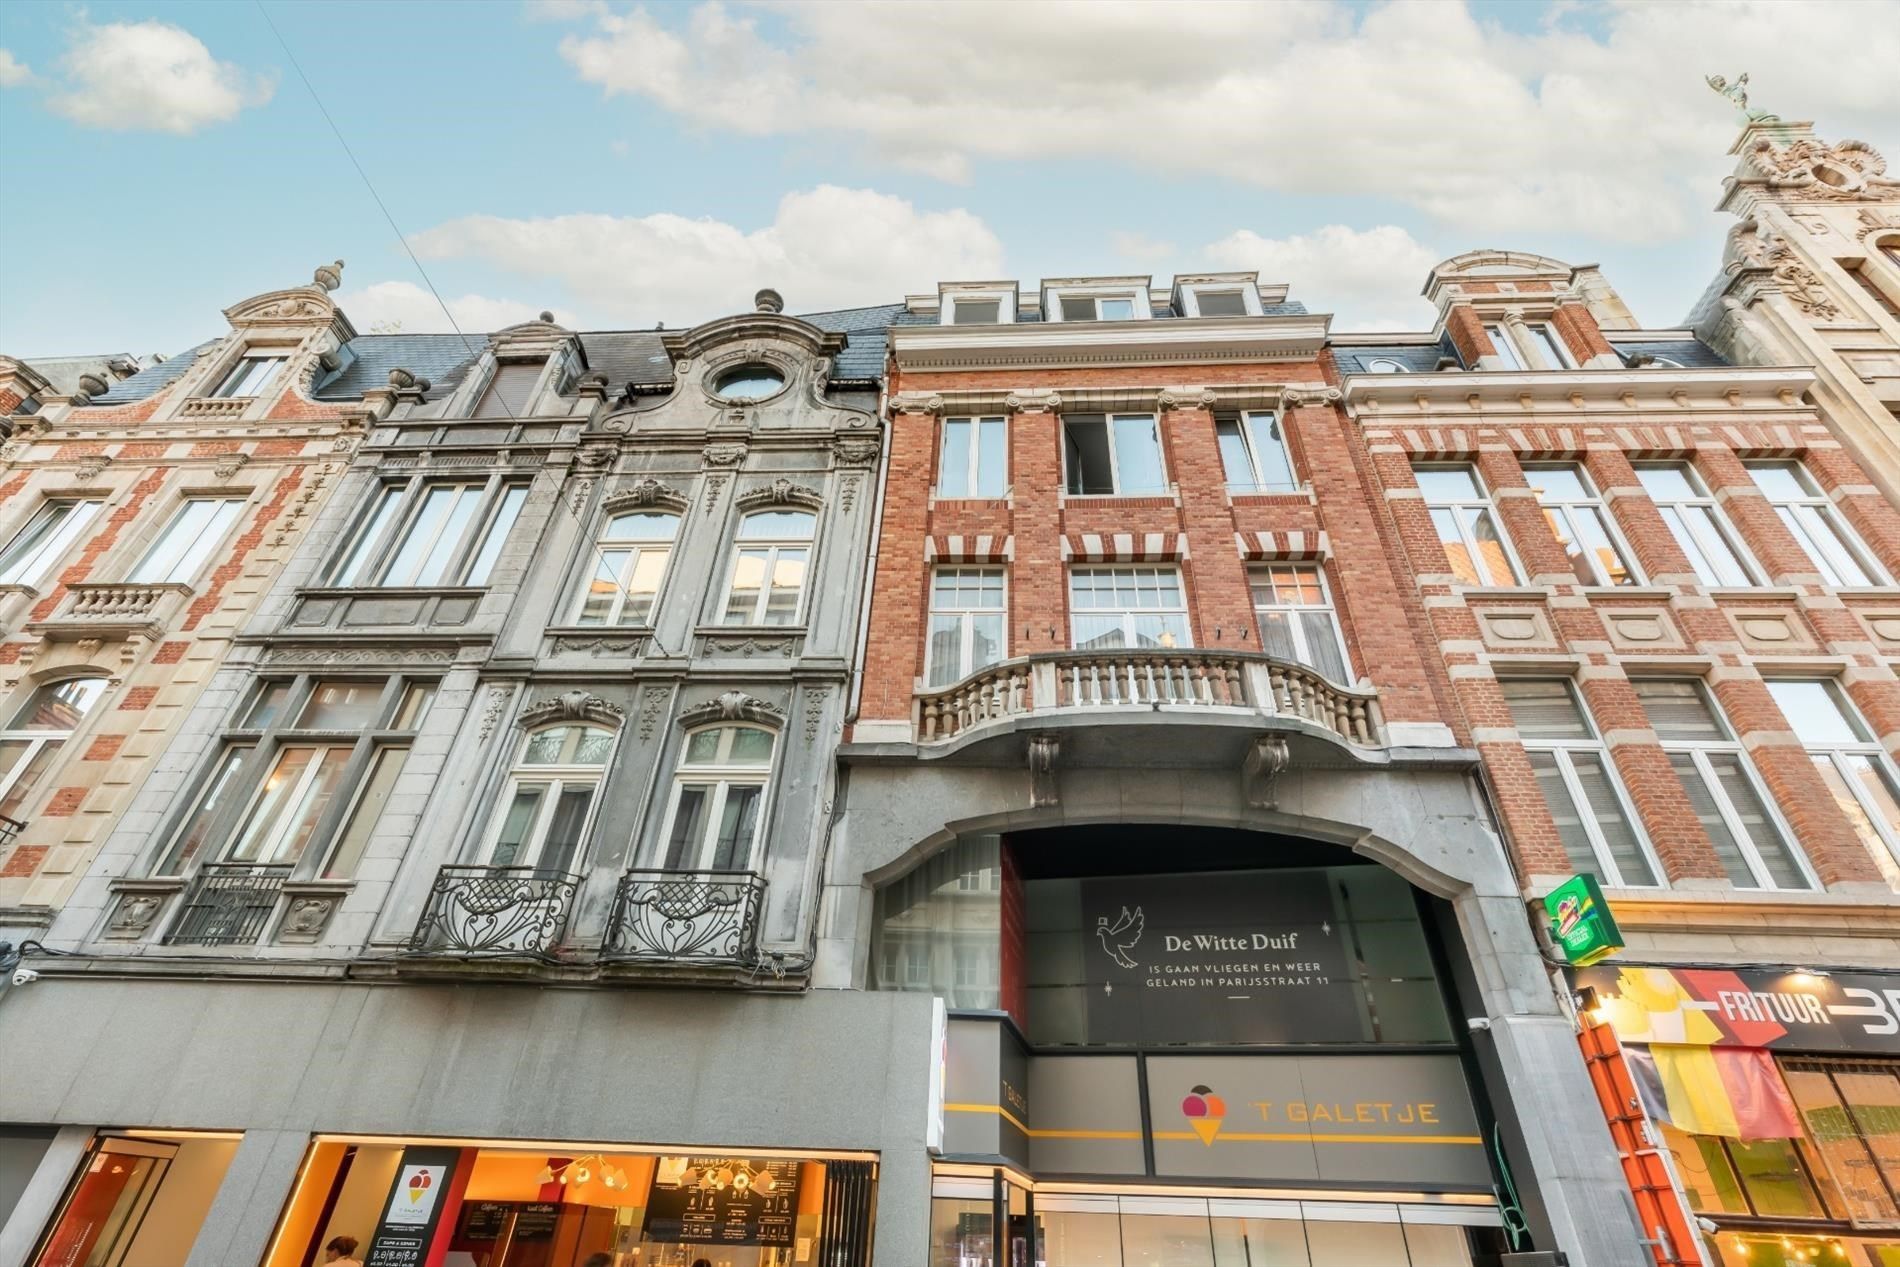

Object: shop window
[939,416,1008,498]
[659,724,775,872]
[1781,1062,1900,1222]
[473,362,543,419]
[1063,415,1167,495]
[1069,566,1190,650]
[129,497,246,584]
[483,723,615,876]
[1767,679,1900,889]
[573,510,676,626]
[156,676,434,881]
[1636,464,1759,587]
[1215,412,1297,492]
[1526,463,1640,587]
[0,499,103,587]
[1414,464,1521,586]
[721,511,814,626]
[1747,459,1887,587]
[0,676,107,820]
[1249,564,1350,683]
[30,1132,238,1267]
[1634,679,1813,890]
[1500,679,1658,887]
[331,479,529,588]
[926,567,1007,688]
[871,834,1002,1009]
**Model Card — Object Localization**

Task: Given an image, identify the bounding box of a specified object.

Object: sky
[2,0,1898,358]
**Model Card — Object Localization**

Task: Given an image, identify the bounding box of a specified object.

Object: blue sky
[3,0,1897,357]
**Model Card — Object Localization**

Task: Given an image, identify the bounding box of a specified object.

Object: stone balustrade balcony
[176,396,256,419]
[28,582,193,641]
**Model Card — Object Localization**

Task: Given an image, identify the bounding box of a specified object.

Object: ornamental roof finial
[1705,72,1777,124]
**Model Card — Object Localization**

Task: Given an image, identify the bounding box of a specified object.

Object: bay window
[1499,678,1657,887]
[129,498,246,584]
[484,723,615,876]
[0,677,108,820]
[926,567,1006,687]
[1414,464,1521,586]
[0,500,103,586]
[1064,414,1166,495]
[1747,460,1885,586]
[573,510,676,626]
[660,724,776,871]
[1766,679,1900,889]
[1249,564,1349,683]
[1070,566,1190,650]
[329,478,528,588]
[721,510,814,625]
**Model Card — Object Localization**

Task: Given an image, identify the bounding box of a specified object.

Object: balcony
[603,870,766,968]
[407,864,582,960]
[166,863,291,946]
[176,396,255,419]
[0,814,22,852]
[28,582,192,642]
[912,649,1384,747]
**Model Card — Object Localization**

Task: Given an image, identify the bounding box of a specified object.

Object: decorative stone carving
[680,690,785,729]
[107,893,164,937]
[1242,735,1292,810]
[1728,221,1842,319]
[313,259,345,292]
[575,443,617,470]
[551,635,648,656]
[264,646,456,666]
[735,478,822,512]
[73,454,110,482]
[892,393,945,417]
[1480,613,1544,644]
[832,435,881,468]
[1004,391,1060,414]
[638,685,671,740]
[755,288,784,314]
[702,442,748,467]
[1280,386,1343,408]
[282,897,336,937]
[477,684,515,741]
[212,451,250,481]
[700,635,796,658]
[1865,614,1900,647]
[803,687,828,742]
[840,473,863,514]
[76,373,111,402]
[518,689,625,730]
[1857,209,1900,241]
[602,477,688,515]
[1612,615,1665,643]
[1157,388,1218,412]
[1743,135,1898,201]
[1028,734,1060,808]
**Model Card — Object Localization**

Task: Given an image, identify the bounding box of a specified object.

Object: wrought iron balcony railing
[408,864,582,959]
[912,649,1385,746]
[166,863,292,946]
[603,869,766,966]
[0,814,23,852]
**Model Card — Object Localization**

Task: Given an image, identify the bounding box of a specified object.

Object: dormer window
[1482,325,1524,371]
[936,285,1016,326]
[474,362,542,419]
[950,298,1001,325]
[1061,295,1136,322]
[1526,323,1575,369]
[1189,290,1248,317]
[212,353,286,399]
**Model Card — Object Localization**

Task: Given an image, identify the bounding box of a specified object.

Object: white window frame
[128,497,247,585]
[1179,285,1260,318]
[1500,678,1661,888]
[1046,286,1149,323]
[1638,679,1816,892]
[210,352,288,400]
[720,511,816,627]
[0,499,104,587]
[0,677,108,820]
[1415,464,1524,586]
[1766,679,1900,888]
[937,287,1015,326]
[1636,463,1761,587]
[1062,413,1169,496]
[1526,322,1576,369]
[1526,463,1643,587]
[657,724,777,872]
[925,566,1007,687]
[937,416,1009,499]
[1216,411,1298,493]
[571,510,678,626]
[328,478,529,588]
[1068,565,1192,650]
[1482,323,1525,370]
[482,724,615,873]
[1248,564,1352,683]
[1745,460,1888,587]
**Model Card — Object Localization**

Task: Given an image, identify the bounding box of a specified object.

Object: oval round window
[713,364,786,400]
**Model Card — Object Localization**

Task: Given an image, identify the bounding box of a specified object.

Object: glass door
[31,1136,178,1267]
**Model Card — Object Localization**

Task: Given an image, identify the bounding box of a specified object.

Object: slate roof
[22,353,163,398]
[91,342,216,404]
[1332,338,1459,375]
[1605,337,1729,368]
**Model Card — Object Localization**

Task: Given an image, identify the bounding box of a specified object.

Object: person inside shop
[582,1255,613,1267]
[323,1236,364,1266]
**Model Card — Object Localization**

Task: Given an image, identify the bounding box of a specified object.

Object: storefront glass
[29,1131,239,1267]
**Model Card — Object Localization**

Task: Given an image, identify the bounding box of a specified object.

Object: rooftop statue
[1705,72,1778,124]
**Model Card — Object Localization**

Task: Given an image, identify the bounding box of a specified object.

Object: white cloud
[407,185,1004,323]
[46,19,273,134]
[546,0,1900,243]
[1201,225,1441,330]
[337,282,581,335]
[0,49,32,88]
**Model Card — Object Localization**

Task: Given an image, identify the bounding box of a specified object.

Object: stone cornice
[890,314,1330,372]
[890,383,1299,416]
[1341,365,1816,419]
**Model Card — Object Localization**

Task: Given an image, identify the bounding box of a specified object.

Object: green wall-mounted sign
[1544,873,1624,968]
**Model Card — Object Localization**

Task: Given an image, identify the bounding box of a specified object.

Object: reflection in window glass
[1783,1065,1900,1222]
[297,681,387,730]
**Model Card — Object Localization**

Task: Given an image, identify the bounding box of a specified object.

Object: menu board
[364,1147,462,1267]
[642,1157,800,1246]
[459,1202,557,1243]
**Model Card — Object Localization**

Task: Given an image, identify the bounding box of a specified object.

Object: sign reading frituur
[1082,872,1361,1045]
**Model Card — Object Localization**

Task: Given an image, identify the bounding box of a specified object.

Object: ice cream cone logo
[407,1168,432,1204]
[1181,1085,1226,1145]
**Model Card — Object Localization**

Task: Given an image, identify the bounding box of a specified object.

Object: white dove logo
[1096,906,1144,969]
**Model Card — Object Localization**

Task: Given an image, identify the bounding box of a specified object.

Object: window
[1637,464,1758,586]
[926,568,1006,687]
[1780,1061,1900,1223]
[1483,324,1524,370]
[0,500,103,586]
[1527,463,1640,586]
[485,723,614,876]
[1634,679,1811,890]
[1069,566,1190,649]
[712,364,785,400]
[1189,289,1248,317]
[722,510,814,625]
[1499,679,1657,887]
[211,354,286,399]
[128,498,245,584]
[156,677,434,878]
[1414,465,1520,586]
[0,678,107,820]
[949,298,1000,324]
[1214,412,1296,492]
[1526,323,1575,369]
[660,724,775,871]
[1747,460,1885,586]
[1249,565,1350,683]
[472,363,542,419]
[1063,414,1166,495]
[1767,679,1900,890]
[574,511,676,626]
[938,416,1007,498]
[1058,295,1137,322]
[330,480,528,588]
[1841,259,1900,321]
[1365,358,1408,374]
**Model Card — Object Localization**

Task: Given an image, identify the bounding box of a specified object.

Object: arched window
[1,677,107,820]
[486,723,615,875]
[1365,358,1407,374]
[660,724,775,871]
[575,511,678,625]
[722,511,815,626]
